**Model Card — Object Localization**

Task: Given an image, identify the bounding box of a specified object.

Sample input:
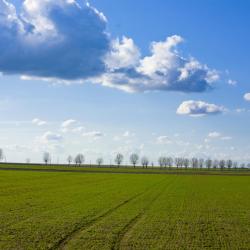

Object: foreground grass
[0,169,249,249]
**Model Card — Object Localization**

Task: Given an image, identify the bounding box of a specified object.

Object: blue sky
[0,0,250,164]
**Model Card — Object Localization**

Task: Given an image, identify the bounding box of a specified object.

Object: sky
[0,0,250,164]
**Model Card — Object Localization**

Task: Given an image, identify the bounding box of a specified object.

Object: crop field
[0,168,249,250]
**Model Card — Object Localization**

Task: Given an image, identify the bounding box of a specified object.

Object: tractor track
[51,183,159,250]
[111,178,176,250]
[51,193,142,250]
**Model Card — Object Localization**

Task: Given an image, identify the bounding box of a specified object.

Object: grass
[0,166,249,249]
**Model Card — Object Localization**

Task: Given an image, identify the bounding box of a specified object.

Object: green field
[0,168,249,250]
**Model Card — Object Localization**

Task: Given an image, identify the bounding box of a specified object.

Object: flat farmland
[0,169,249,250]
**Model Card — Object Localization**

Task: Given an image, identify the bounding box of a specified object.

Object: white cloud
[0,0,109,79]
[105,36,141,70]
[82,131,104,139]
[0,1,221,94]
[91,35,219,93]
[221,136,232,140]
[60,120,86,133]
[177,100,225,117]
[32,130,64,157]
[208,132,221,138]
[228,79,237,86]
[244,93,250,101]
[61,119,76,128]
[72,126,85,133]
[32,118,47,126]
[206,132,232,142]
[113,131,135,141]
[123,131,135,137]
[138,35,184,76]
[33,130,64,156]
[61,119,77,132]
[156,136,172,145]
[39,131,63,144]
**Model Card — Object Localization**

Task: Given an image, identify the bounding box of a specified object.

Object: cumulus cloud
[113,131,135,141]
[0,0,109,79]
[228,79,237,86]
[177,100,225,117]
[32,118,47,126]
[39,131,63,143]
[244,93,250,101]
[61,119,76,128]
[105,37,141,70]
[93,35,219,93]
[0,0,220,93]
[206,132,232,142]
[82,131,104,139]
[156,136,172,145]
[61,119,77,132]
[221,136,232,140]
[208,132,221,138]
[34,130,64,155]
[72,126,85,133]
[123,131,135,137]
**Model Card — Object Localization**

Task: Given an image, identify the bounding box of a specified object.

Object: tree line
[0,148,249,169]
[42,151,250,170]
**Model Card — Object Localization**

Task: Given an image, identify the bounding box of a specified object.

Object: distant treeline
[0,149,249,170]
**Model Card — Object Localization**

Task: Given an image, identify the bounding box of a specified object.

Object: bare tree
[26,158,30,164]
[0,148,4,162]
[226,159,233,169]
[191,158,198,169]
[183,158,189,169]
[233,161,238,169]
[114,153,124,167]
[180,158,185,168]
[205,159,212,169]
[158,157,165,168]
[75,154,84,166]
[141,156,149,168]
[213,159,219,169]
[247,163,250,169]
[219,160,226,170]
[67,155,73,166]
[240,163,246,169]
[163,157,168,168]
[199,158,204,169]
[130,153,139,168]
[96,157,103,167]
[175,157,182,169]
[166,157,173,169]
[43,152,51,165]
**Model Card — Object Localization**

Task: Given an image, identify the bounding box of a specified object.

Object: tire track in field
[51,183,159,250]
[111,178,177,250]
[52,194,142,250]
